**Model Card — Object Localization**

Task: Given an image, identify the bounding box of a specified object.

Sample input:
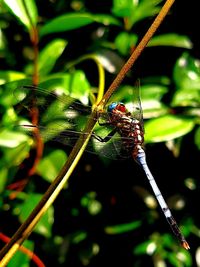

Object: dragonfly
[14,84,190,250]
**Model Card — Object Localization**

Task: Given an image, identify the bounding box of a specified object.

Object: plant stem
[98,0,175,107]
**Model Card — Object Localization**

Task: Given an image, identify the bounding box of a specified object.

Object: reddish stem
[0,233,46,267]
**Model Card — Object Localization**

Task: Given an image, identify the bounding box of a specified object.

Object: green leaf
[144,115,195,143]
[173,53,200,90]
[39,39,67,76]
[39,70,91,105]
[133,240,154,255]
[140,84,168,100]
[0,78,32,107]
[129,0,162,26]
[194,126,200,150]
[168,250,191,267]
[40,13,120,36]
[37,150,67,182]
[0,130,31,148]
[3,0,38,30]
[3,141,31,166]
[92,14,121,26]
[171,88,200,107]
[148,34,193,49]
[19,193,54,237]
[69,70,91,105]
[81,192,102,215]
[115,32,138,55]
[0,167,8,193]
[72,231,88,244]
[40,13,93,36]
[142,100,168,119]
[0,71,26,85]
[113,0,162,28]
[104,220,141,234]
[25,39,68,76]
[112,0,137,17]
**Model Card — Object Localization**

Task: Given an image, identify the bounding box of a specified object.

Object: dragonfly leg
[98,121,112,126]
[92,128,117,143]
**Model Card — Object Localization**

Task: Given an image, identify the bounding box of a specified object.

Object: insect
[14,85,190,249]
[94,101,190,250]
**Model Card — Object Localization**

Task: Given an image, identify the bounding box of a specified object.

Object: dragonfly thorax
[108,109,144,159]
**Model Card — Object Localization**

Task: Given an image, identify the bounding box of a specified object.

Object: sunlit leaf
[115,32,138,55]
[25,39,68,76]
[0,28,6,50]
[0,130,31,148]
[129,0,162,25]
[96,49,125,74]
[144,115,195,143]
[105,220,141,234]
[19,193,54,237]
[92,14,121,26]
[39,39,67,75]
[141,76,171,86]
[3,0,38,30]
[72,231,88,244]
[140,84,169,100]
[148,34,193,49]
[40,13,120,36]
[112,0,162,28]
[133,240,153,255]
[171,88,200,107]
[0,71,26,85]
[173,53,200,90]
[37,150,67,182]
[194,126,200,150]
[81,192,102,215]
[141,100,168,118]
[0,79,32,107]
[3,141,30,166]
[69,70,91,105]
[0,167,8,193]
[168,250,192,267]
[112,0,138,17]
[39,70,91,105]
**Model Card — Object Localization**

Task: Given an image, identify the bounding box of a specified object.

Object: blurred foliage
[0,0,200,266]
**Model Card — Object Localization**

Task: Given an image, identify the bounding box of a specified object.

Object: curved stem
[66,54,105,105]
[22,0,43,178]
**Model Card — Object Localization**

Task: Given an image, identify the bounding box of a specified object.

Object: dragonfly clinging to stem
[15,84,190,249]
[94,100,190,250]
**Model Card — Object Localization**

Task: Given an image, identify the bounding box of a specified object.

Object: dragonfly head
[107,102,126,114]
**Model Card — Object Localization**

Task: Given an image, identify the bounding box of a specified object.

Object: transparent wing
[13,85,130,159]
[128,79,144,132]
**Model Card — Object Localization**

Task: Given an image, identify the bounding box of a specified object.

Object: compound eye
[107,102,118,113]
[117,103,126,112]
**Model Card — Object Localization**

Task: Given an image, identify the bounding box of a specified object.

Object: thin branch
[98,0,175,107]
